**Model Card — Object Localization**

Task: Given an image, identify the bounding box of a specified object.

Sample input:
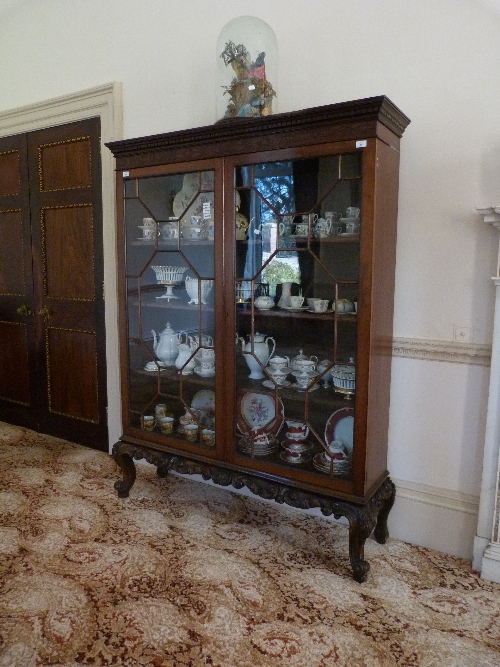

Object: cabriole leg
[374,478,396,544]
[347,509,377,583]
[112,445,137,498]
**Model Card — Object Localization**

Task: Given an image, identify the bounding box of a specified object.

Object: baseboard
[389,478,479,560]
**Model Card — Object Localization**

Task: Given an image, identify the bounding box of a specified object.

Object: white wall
[1,0,500,560]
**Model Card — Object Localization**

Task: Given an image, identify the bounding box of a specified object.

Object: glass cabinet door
[233,152,361,482]
[123,168,217,450]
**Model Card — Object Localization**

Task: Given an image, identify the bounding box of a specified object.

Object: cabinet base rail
[112,440,395,583]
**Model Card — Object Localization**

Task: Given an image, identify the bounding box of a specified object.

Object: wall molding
[392,337,491,366]
[392,477,479,516]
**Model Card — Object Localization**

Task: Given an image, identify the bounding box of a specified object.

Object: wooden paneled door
[0,118,108,451]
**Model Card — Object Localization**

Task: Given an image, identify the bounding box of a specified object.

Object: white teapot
[238,332,276,379]
[151,323,179,366]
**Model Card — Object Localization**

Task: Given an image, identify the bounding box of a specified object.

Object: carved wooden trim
[106,96,410,159]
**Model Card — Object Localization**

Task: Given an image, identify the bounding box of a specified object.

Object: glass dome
[216,16,278,122]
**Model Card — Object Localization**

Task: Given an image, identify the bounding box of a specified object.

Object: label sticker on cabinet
[123,171,129,177]
[203,202,211,219]
[355,140,367,148]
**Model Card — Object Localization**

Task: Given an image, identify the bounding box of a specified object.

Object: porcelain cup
[142,415,155,431]
[286,420,309,438]
[289,296,304,309]
[142,217,155,228]
[184,423,199,442]
[346,207,360,218]
[268,355,290,371]
[327,439,347,459]
[159,416,174,434]
[345,219,360,234]
[310,298,328,313]
[202,428,216,446]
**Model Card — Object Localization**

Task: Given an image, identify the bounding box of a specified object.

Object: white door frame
[0,83,123,450]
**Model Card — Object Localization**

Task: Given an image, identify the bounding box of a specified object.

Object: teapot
[152,323,179,366]
[238,332,276,379]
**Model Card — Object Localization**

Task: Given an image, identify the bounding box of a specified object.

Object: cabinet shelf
[238,307,357,322]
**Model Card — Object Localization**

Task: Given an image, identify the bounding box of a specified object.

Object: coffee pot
[238,332,276,379]
[151,322,179,367]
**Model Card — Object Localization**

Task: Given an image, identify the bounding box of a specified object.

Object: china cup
[310,298,328,313]
[286,420,309,438]
[289,296,304,309]
[142,415,155,431]
[268,355,290,371]
[184,424,199,442]
[202,429,216,446]
[159,416,174,434]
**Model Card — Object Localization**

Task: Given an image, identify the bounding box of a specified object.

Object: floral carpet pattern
[1,423,500,666]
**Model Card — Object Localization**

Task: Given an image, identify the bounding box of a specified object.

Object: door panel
[46,327,99,422]
[43,205,95,300]
[0,119,108,451]
[39,136,92,191]
[0,321,30,404]
[0,210,25,295]
[0,151,21,196]
[28,118,108,450]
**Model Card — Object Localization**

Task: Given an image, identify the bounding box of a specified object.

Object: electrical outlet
[453,325,472,343]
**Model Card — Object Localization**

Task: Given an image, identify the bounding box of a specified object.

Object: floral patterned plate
[236,390,284,439]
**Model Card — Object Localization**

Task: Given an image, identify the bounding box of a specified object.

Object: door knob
[16,304,33,316]
[38,306,50,322]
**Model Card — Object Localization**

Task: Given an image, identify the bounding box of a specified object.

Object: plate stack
[237,435,279,456]
[312,451,352,477]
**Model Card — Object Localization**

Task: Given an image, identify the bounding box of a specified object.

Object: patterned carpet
[1,422,500,667]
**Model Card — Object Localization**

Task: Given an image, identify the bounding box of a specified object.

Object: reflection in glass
[234,153,362,479]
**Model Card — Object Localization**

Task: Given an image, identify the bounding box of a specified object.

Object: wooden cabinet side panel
[364,138,401,491]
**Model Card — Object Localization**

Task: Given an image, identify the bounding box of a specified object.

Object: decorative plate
[236,390,284,438]
[191,390,215,412]
[324,407,354,453]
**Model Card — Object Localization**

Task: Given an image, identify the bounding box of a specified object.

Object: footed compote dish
[151,265,187,300]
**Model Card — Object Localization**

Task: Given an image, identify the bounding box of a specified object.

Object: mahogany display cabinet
[106,96,410,582]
